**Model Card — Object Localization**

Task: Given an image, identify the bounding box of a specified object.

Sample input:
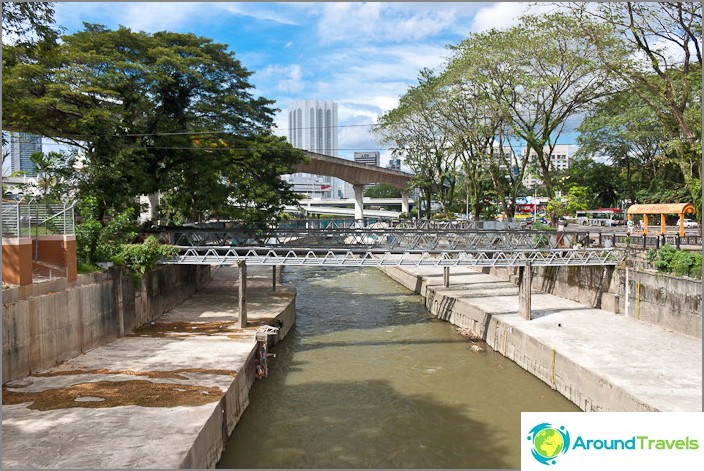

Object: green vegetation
[647,245,702,279]
[2,3,309,280]
[3,6,305,226]
[372,3,701,220]
[364,184,402,199]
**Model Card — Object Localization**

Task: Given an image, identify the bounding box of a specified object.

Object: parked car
[683,218,699,228]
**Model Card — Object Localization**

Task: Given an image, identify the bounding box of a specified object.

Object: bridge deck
[160,247,620,267]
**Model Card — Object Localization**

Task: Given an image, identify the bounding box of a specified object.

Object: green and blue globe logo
[527,423,571,465]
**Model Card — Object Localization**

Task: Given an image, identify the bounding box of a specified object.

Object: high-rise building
[387,157,402,171]
[9,132,41,176]
[284,100,340,199]
[522,144,571,188]
[354,151,380,166]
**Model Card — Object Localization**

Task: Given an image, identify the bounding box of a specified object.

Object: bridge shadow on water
[219,334,516,469]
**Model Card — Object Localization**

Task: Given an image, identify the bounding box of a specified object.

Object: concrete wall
[377,266,665,412]
[180,294,296,469]
[2,265,211,384]
[487,264,701,339]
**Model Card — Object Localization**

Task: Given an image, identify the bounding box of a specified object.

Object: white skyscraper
[284,100,341,199]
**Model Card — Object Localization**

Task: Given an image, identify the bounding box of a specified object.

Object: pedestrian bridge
[153,227,621,268]
[152,225,622,325]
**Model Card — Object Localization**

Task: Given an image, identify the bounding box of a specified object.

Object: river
[217,267,579,469]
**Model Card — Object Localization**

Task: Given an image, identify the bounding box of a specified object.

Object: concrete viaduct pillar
[353,184,365,225]
[401,190,410,214]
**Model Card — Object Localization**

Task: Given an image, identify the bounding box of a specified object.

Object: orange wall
[35,236,77,282]
[2,238,33,286]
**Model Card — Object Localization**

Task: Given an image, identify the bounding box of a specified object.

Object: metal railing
[1,200,75,238]
[146,228,598,251]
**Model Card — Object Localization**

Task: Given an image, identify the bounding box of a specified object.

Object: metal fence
[1,200,75,237]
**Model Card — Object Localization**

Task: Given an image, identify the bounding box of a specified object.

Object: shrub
[689,253,702,279]
[653,244,677,272]
[111,236,177,275]
[670,250,695,276]
[649,244,702,279]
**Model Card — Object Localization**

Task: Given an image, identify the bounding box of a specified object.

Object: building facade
[522,144,571,189]
[283,100,340,199]
[353,151,380,166]
[9,132,41,176]
[387,157,402,171]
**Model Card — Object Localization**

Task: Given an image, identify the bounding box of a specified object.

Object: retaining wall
[2,265,211,384]
[488,264,701,339]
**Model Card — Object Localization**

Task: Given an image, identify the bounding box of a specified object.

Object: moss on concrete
[2,380,223,411]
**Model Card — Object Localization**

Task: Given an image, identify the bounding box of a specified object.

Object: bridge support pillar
[353,184,365,225]
[272,265,277,291]
[238,260,247,328]
[443,267,450,288]
[519,262,532,320]
[401,190,410,214]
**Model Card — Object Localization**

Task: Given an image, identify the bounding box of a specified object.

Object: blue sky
[46,2,579,167]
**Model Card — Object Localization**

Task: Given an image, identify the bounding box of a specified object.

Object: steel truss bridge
[152,227,622,267]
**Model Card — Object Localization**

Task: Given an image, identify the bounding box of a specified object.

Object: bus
[575,208,625,226]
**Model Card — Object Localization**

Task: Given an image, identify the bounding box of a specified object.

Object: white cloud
[259,64,306,94]
[215,3,300,26]
[114,2,204,32]
[469,2,530,32]
[312,2,482,44]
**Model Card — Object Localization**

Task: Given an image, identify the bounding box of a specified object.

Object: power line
[120,123,375,137]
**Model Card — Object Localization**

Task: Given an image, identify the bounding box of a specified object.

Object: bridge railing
[144,228,599,251]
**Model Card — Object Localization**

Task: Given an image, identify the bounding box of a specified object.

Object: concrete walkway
[2,266,296,469]
[379,266,702,412]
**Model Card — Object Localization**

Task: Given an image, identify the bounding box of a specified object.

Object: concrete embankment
[2,265,295,469]
[378,266,702,412]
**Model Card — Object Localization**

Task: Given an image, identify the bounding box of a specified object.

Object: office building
[387,157,402,171]
[354,151,380,166]
[283,100,340,199]
[8,132,41,176]
[522,144,571,188]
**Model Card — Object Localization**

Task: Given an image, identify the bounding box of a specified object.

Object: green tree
[1,2,59,45]
[565,157,621,209]
[373,70,457,220]
[451,13,611,201]
[3,24,304,223]
[364,183,402,198]
[576,89,668,204]
[546,186,589,220]
[442,54,529,219]
[565,2,702,214]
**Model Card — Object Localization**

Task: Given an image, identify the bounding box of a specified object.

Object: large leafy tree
[373,70,456,220]
[450,13,611,201]
[441,58,528,219]
[576,89,671,204]
[1,1,59,45]
[3,24,304,222]
[564,2,702,213]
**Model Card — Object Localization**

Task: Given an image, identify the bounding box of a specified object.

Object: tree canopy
[3,23,305,223]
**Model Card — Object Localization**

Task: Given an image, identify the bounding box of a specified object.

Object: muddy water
[217,267,579,469]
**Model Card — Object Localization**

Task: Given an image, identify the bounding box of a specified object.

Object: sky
[36,2,581,169]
